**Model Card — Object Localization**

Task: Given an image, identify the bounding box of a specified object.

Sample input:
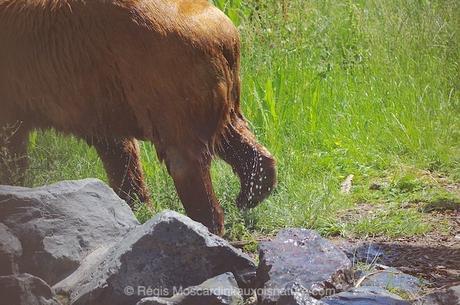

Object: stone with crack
[0,223,22,275]
[0,179,140,284]
[136,273,243,305]
[0,273,62,305]
[54,211,256,305]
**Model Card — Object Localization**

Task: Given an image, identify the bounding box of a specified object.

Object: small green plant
[0,122,28,185]
[348,208,431,237]
[393,174,424,193]
[134,202,155,224]
[387,287,412,300]
[212,0,250,26]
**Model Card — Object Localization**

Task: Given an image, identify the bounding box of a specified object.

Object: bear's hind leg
[86,136,150,208]
[165,148,225,236]
[0,120,30,186]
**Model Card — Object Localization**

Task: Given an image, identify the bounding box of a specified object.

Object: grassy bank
[26,0,459,241]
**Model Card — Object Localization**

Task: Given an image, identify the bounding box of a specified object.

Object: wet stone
[256,229,353,305]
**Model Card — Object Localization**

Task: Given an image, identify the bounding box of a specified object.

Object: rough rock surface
[137,273,243,305]
[343,243,384,265]
[0,273,62,305]
[256,229,353,305]
[360,267,423,294]
[0,222,22,275]
[322,287,410,305]
[415,285,460,305]
[0,179,139,284]
[276,282,326,305]
[54,211,256,305]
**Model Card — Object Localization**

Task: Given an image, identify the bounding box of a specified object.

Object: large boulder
[322,287,410,305]
[0,222,22,275]
[137,273,243,305]
[54,211,256,305]
[256,229,353,305]
[0,179,139,284]
[0,273,62,305]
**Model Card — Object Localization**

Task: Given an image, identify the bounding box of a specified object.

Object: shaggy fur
[0,0,276,235]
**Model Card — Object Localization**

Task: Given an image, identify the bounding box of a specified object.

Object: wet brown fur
[0,0,276,235]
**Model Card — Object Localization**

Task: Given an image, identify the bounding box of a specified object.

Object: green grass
[25,0,459,240]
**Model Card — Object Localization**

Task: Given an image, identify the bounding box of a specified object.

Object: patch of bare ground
[338,202,385,223]
[332,207,460,290]
[423,171,460,197]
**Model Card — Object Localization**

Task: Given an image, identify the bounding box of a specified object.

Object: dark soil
[332,208,460,290]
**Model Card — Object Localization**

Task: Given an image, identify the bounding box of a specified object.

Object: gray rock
[137,273,243,305]
[276,282,326,305]
[360,267,423,294]
[343,243,385,265]
[0,273,62,305]
[55,211,256,305]
[0,179,139,284]
[322,287,410,305]
[256,229,353,304]
[415,285,460,305]
[0,222,22,274]
[53,243,114,304]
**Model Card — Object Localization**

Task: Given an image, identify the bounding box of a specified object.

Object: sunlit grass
[26,0,459,240]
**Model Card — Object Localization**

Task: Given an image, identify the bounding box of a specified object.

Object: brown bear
[0,0,276,236]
